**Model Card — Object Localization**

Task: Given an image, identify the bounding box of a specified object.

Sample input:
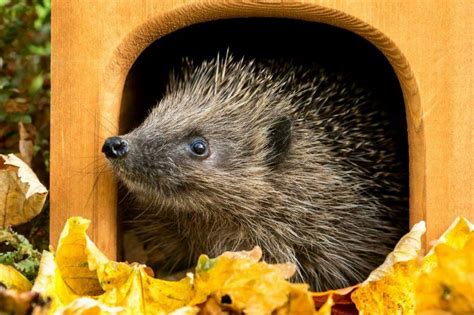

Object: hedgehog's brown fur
[108,54,408,291]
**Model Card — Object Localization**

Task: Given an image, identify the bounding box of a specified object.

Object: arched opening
[116,18,409,271]
[120,19,407,136]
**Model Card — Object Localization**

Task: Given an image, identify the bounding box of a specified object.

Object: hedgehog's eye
[189,137,209,158]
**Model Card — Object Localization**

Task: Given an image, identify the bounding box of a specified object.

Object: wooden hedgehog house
[51,1,473,259]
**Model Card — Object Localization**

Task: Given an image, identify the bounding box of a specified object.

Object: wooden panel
[51,0,473,258]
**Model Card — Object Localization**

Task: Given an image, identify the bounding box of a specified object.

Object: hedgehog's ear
[266,116,292,168]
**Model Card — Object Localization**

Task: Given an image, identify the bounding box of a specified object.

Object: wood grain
[51,0,473,257]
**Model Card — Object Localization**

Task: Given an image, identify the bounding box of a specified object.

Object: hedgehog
[102,53,408,291]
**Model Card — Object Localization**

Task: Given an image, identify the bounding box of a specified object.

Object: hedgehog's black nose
[102,136,129,159]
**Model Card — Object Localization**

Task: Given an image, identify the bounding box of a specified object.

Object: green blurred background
[0,0,51,251]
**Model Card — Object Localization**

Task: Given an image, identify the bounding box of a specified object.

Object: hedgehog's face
[103,102,292,213]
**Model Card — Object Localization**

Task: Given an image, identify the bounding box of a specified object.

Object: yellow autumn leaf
[191,246,297,314]
[352,217,474,315]
[168,306,200,315]
[32,250,80,311]
[0,153,47,227]
[351,221,426,314]
[33,253,193,315]
[353,259,419,315]
[34,217,194,314]
[97,261,193,314]
[365,220,426,282]
[0,264,32,291]
[416,217,474,314]
[56,217,108,296]
[33,222,110,312]
[312,284,358,314]
[274,284,317,315]
[56,297,125,315]
[422,216,474,273]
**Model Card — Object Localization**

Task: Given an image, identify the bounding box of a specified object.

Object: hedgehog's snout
[102,136,129,159]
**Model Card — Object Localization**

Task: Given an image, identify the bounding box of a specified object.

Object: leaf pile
[0,217,337,315]
[0,215,472,314]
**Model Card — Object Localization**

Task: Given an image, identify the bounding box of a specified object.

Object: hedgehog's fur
[108,54,408,290]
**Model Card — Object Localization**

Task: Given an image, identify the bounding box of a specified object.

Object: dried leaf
[0,289,50,315]
[274,284,316,315]
[416,217,474,314]
[169,306,200,315]
[312,285,359,315]
[34,218,194,314]
[0,153,47,227]
[353,259,419,314]
[316,295,333,315]
[191,247,297,314]
[351,221,426,314]
[32,250,79,311]
[0,264,32,291]
[55,217,107,296]
[55,297,124,315]
[18,122,36,165]
[97,261,193,314]
[422,216,474,273]
[197,297,223,315]
[365,221,426,283]
[4,98,29,113]
[352,217,474,314]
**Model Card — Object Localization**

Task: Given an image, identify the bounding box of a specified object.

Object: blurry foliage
[0,227,42,282]
[0,0,51,250]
